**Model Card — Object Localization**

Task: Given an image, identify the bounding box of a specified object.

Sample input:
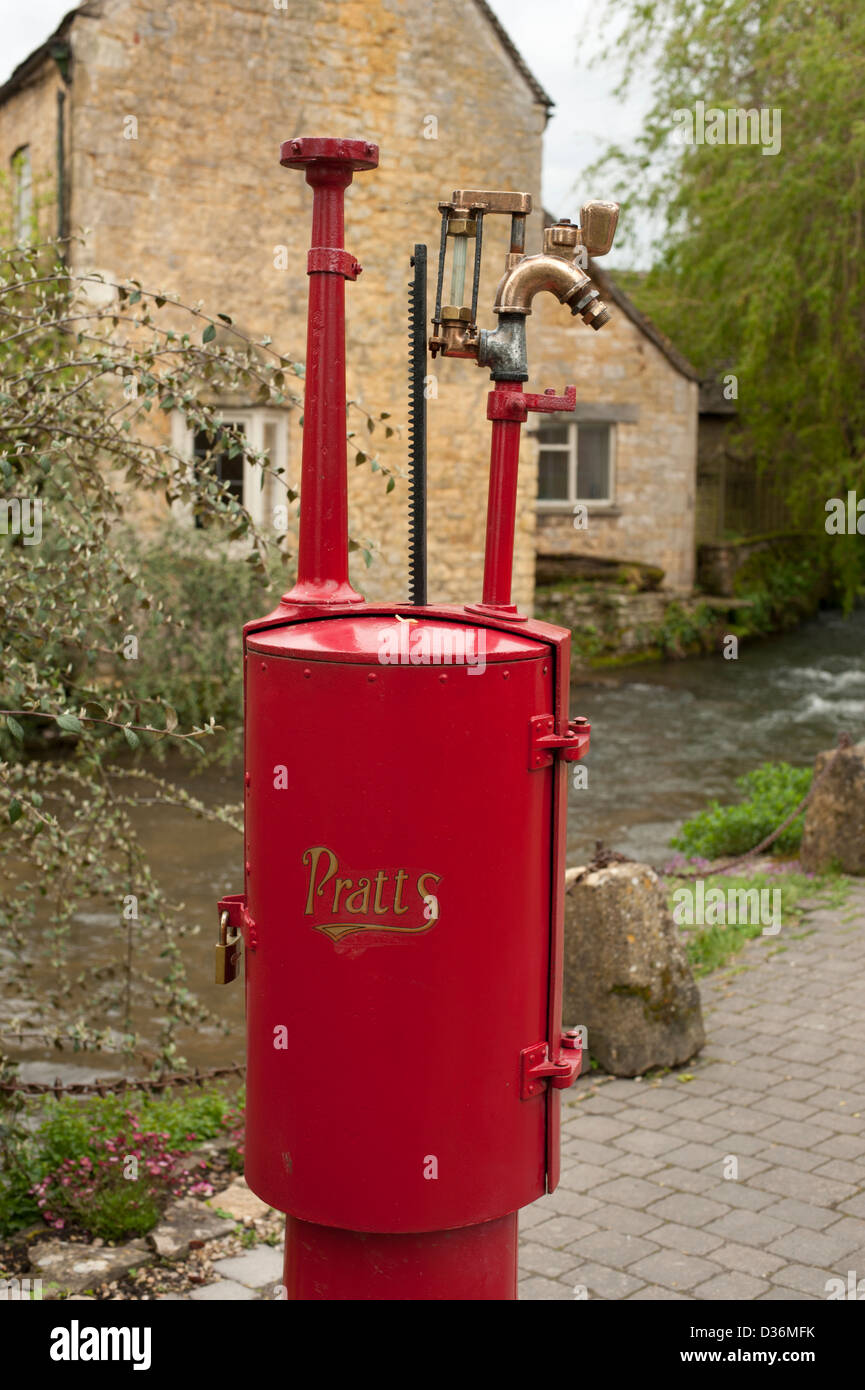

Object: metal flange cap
[279,136,379,171]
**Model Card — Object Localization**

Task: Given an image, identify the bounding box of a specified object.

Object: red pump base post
[283,1213,518,1301]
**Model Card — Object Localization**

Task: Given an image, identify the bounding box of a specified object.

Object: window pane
[576,424,610,500]
[538,449,569,501]
[537,422,569,445]
[263,421,278,459]
[12,147,33,244]
[193,422,245,525]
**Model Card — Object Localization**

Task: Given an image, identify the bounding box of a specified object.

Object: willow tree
[594,0,865,601]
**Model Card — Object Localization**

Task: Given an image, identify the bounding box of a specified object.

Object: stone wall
[0,0,699,608]
[0,55,66,241]
[531,289,699,593]
[2,0,549,609]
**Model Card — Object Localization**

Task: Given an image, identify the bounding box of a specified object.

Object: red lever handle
[487,384,576,422]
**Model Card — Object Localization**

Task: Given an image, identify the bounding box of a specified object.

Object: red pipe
[279,138,378,605]
[481,381,523,612]
[283,1213,518,1301]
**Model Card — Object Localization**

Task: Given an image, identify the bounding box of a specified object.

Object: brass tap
[492,206,618,329]
[429,191,619,375]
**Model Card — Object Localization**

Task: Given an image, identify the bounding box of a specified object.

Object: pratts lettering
[302,846,441,941]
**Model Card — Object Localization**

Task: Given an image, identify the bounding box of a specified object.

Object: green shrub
[117,525,282,754]
[0,1087,238,1237]
[670,761,812,859]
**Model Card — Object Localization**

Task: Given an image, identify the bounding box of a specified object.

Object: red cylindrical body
[239,609,575,1299]
[244,617,553,1230]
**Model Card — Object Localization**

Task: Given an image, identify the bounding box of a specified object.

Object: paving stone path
[519,882,865,1300]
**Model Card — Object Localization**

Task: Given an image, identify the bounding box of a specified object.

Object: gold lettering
[345,877,372,914]
[332,877,353,913]
[418,872,442,922]
[372,870,389,915]
[393,868,409,915]
[417,872,442,900]
[303,846,337,915]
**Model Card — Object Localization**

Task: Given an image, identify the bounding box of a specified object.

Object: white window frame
[536,419,617,510]
[171,406,290,531]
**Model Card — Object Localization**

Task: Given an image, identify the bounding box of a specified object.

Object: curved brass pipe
[493,253,591,314]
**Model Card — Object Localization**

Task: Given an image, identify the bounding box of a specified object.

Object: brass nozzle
[493,253,593,315]
[570,287,610,330]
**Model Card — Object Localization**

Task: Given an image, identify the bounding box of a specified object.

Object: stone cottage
[0,0,699,607]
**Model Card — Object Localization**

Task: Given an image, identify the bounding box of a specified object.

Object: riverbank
[563,606,865,867]
[535,531,854,671]
[535,582,752,668]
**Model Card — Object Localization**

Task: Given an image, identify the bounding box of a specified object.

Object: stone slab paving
[180,1246,283,1300]
[519,882,865,1300]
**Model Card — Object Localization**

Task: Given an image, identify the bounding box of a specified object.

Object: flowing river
[567,605,865,867]
[10,607,865,1082]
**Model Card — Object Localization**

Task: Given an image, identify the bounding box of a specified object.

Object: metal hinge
[520,1030,583,1099]
[528,715,591,770]
[218,893,258,949]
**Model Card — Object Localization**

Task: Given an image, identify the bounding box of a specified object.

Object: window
[537,420,615,506]
[193,421,246,527]
[11,146,33,245]
[172,407,290,531]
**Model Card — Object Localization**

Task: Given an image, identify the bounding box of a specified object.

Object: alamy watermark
[0,496,42,545]
[378,621,486,675]
[672,880,781,935]
[1,1277,43,1300]
[671,101,781,156]
[825,490,865,534]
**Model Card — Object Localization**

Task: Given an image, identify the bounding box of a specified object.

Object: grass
[666,868,851,976]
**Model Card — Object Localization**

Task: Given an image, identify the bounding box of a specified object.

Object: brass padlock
[215,909,241,984]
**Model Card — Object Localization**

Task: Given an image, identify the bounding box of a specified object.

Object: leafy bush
[0,1087,239,1238]
[0,239,394,1073]
[670,761,812,859]
[652,601,717,658]
[31,1115,206,1241]
[118,525,277,753]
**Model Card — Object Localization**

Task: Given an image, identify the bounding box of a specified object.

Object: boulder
[563,861,705,1076]
[148,1198,236,1260]
[801,742,865,874]
[28,1237,152,1298]
[208,1180,271,1225]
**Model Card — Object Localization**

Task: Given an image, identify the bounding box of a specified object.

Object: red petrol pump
[216,137,618,1301]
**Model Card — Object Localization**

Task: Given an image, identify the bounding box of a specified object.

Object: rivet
[303,668,311,679]
[245,773,251,787]
[245,861,252,875]
[260,662,267,672]
[439,674,448,683]
[543,665,548,675]
[502,670,510,679]
[368,673,377,682]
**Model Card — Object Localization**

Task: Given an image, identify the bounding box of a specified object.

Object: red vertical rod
[481,381,523,610]
[279,138,377,605]
[293,166,355,603]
